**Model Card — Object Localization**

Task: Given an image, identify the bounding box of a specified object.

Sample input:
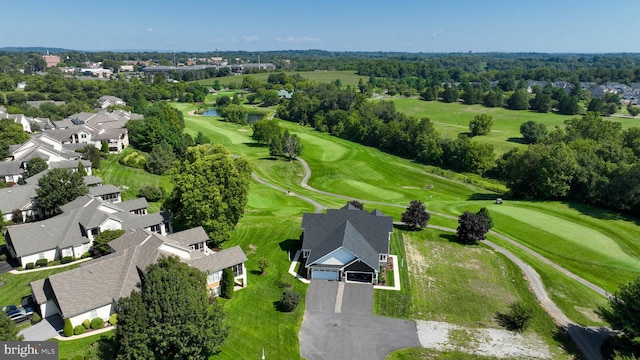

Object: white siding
[72,242,91,258]
[68,303,114,328]
[21,248,57,267]
[314,247,356,266]
[99,218,122,231]
[158,243,190,260]
[40,300,61,318]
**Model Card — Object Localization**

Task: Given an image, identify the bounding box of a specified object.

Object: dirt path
[259,157,612,359]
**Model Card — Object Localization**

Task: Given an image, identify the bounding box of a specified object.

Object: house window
[149,224,161,233]
[81,134,87,139]
[379,254,387,262]
[303,250,310,258]
[207,272,221,284]
[231,263,243,277]
[190,242,204,251]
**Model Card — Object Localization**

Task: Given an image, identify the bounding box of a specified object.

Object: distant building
[42,54,61,68]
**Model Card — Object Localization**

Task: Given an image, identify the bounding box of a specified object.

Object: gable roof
[0,170,47,214]
[301,205,393,255]
[32,227,247,318]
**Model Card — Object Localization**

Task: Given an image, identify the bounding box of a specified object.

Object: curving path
[255,157,612,360]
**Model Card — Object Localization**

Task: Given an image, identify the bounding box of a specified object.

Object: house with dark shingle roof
[30,227,247,327]
[300,204,393,283]
[5,194,170,267]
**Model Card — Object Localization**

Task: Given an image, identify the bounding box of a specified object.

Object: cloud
[243,35,259,43]
[147,28,153,32]
[276,36,321,44]
[432,28,444,39]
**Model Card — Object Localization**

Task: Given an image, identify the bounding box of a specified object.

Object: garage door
[311,269,339,281]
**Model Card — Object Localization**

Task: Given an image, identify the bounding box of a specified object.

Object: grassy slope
[390,98,640,155]
[0,266,80,307]
[375,230,571,359]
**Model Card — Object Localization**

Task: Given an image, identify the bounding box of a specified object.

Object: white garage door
[311,269,339,281]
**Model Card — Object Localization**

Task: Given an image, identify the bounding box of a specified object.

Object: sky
[2,0,640,53]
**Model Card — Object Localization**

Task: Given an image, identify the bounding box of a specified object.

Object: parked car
[2,305,17,313]
[9,308,33,324]
[6,307,22,317]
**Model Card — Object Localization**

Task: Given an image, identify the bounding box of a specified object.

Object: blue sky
[3,0,640,53]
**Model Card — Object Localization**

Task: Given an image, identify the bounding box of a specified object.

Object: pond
[202,108,266,124]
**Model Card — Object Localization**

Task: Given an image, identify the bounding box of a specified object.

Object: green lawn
[388,98,640,155]
[0,266,79,307]
[196,70,367,88]
[375,229,573,359]
[56,331,115,360]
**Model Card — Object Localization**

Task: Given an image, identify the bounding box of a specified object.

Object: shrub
[73,325,86,335]
[119,151,147,169]
[220,268,235,299]
[81,252,91,259]
[257,257,269,274]
[82,319,91,329]
[61,256,74,264]
[31,312,41,324]
[278,289,301,312]
[108,313,117,326]
[50,260,60,266]
[138,185,164,202]
[0,254,6,261]
[25,262,35,270]
[63,318,73,337]
[496,301,534,333]
[35,258,48,268]
[90,317,104,329]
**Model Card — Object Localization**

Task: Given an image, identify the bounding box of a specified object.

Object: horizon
[2,0,640,53]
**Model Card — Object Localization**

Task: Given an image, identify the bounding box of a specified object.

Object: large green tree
[597,277,640,348]
[401,200,430,229]
[0,313,24,341]
[35,168,88,217]
[92,229,125,257]
[0,119,30,159]
[164,144,252,246]
[251,119,282,145]
[469,114,493,136]
[457,211,489,245]
[146,141,176,175]
[519,121,547,144]
[506,89,529,110]
[24,157,48,178]
[115,256,228,359]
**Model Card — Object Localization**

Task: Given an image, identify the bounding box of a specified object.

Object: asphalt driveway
[19,315,63,341]
[300,280,419,360]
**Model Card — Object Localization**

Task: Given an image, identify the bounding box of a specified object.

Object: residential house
[0,171,47,222]
[97,96,126,109]
[42,54,61,68]
[4,195,171,267]
[0,161,24,183]
[300,204,393,283]
[89,184,121,203]
[30,227,247,327]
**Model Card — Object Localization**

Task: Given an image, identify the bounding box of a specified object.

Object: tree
[348,200,364,210]
[101,140,109,153]
[469,114,493,136]
[483,90,503,107]
[139,185,165,202]
[597,277,640,347]
[441,85,459,103]
[0,313,24,341]
[24,157,48,178]
[627,104,640,117]
[495,301,534,333]
[251,119,282,145]
[63,317,73,337]
[35,168,88,217]
[257,257,269,275]
[507,89,529,110]
[82,144,102,169]
[115,256,228,359]
[281,130,302,161]
[77,161,87,176]
[476,207,494,229]
[401,200,430,229]
[146,141,176,175]
[92,229,125,257]
[558,95,580,115]
[278,290,301,312]
[262,90,280,106]
[457,211,489,245]
[0,119,30,159]
[11,209,23,224]
[519,121,547,144]
[218,104,247,124]
[164,144,252,246]
[194,131,211,145]
[220,268,235,299]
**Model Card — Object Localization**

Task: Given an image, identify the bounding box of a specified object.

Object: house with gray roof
[88,184,121,203]
[0,171,47,222]
[300,204,393,283]
[5,194,170,267]
[30,227,247,327]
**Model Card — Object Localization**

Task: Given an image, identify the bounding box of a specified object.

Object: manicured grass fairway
[196,70,368,88]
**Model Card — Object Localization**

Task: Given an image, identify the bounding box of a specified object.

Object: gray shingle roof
[167,226,209,247]
[117,198,148,212]
[89,184,120,197]
[306,220,379,271]
[302,205,393,254]
[0,161,23,177]
[188,245,247,273]
[83,175,102,187]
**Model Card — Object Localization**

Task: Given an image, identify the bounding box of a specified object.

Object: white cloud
[276,36,321,44]
[147,28,153,32]
[432,28,444,39]
[243,35,259,43]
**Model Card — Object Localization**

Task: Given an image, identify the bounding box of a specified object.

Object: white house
[30,227,247,327]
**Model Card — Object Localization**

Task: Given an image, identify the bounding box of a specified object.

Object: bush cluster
[35,258,48,268]
[82,319,91,329]
[63,318,73,337]
[495,301,534,333]
[108,313,117,326]
[0,254,6,261]
[25,262,34,270]
[139,185,164,202]
[119,151,147,169]
[61,256,74,264]
[90,317,104,329]
[73,325,86,335]
[278,290,301,312]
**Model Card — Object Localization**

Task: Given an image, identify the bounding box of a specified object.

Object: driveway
[300,280,419,360]
[0,260,13,274]
[19,315,63,341]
